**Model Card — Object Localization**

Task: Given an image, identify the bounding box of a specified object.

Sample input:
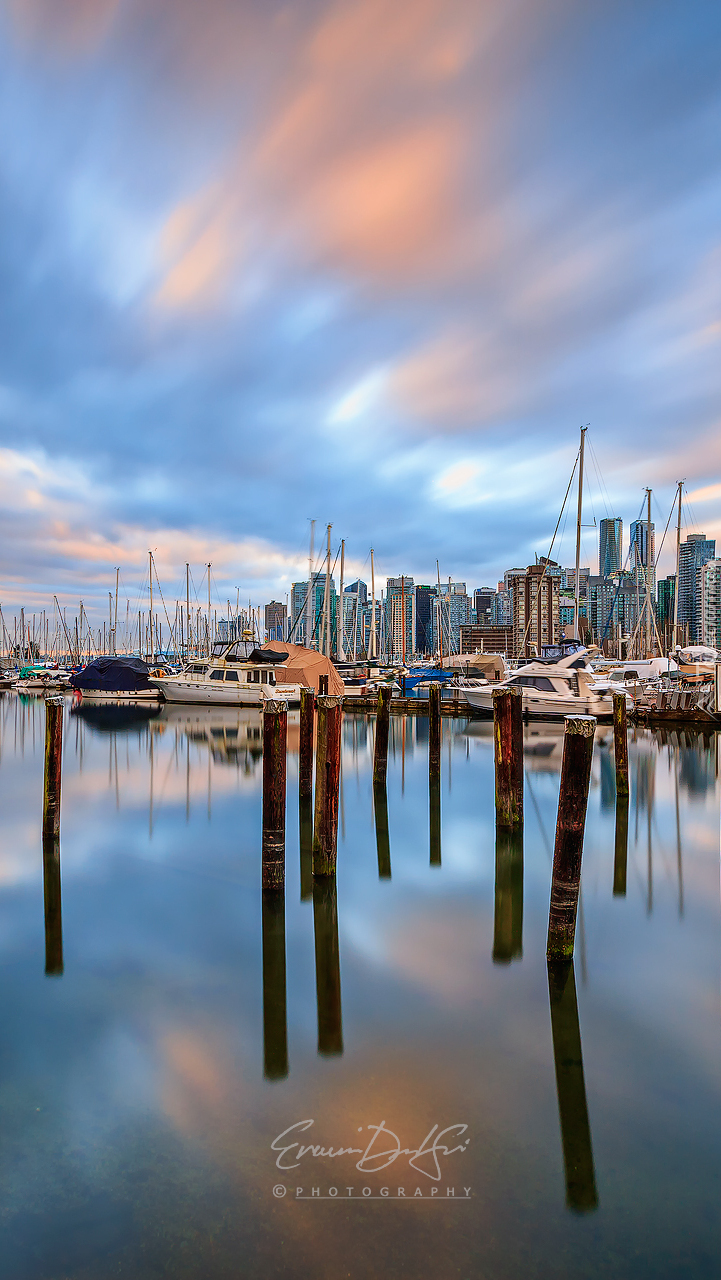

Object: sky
[0,0,720,624]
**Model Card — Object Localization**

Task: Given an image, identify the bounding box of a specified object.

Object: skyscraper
[510,564,560,656]
[385,577,415,660]
[599,518,622,576]
[678,533,716,643]
[699,560,721,649]
[415,585,434,654]
[264,600,287,643]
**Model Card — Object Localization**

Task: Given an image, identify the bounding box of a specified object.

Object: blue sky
[0,0,719,620]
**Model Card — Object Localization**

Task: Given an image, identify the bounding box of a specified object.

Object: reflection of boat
[71,702,163,733]
[463,649,626,719]
[155,703,301,760]
[462,719,604,771]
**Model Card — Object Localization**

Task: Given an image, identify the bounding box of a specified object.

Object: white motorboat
[463,648,629,719]
[149,641,303,706]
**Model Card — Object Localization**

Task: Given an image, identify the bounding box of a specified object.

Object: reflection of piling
[493,687,523,828]
[429,682,442,866]
[42,696,64,839]
[262,700,287,890]
[374,782,391,879]
[373,686,392,789]
[493,827,523,963]
[547,960,598,1213]
[312,695,343,876]
[262,887,288,1079]
[313,877,343,1055]
[299,687,315,801]
[42,834,63,976]
[547,717,595,961]
[613,792,629,897]
[299,795,313,901]
[612,693,629,797]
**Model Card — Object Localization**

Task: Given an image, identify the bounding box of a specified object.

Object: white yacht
[463,648,629,719]
[148,640,303,706]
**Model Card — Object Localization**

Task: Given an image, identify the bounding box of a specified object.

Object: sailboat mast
[114,567,119,651]
[672,481,683,649]
[149,551,153,662]
[370,548,376,659]
[323,524,332,658]
[186,564,190,659]
[207,564,211,655]
[436,561,443,664]
[338,538,345,661]
[645,487,653,657]
[574,426,587,641]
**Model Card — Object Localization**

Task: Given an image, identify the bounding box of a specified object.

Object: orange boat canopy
[261,642,345,695]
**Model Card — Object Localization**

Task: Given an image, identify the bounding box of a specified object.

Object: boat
[463,647,629,719]
[148,641,308,706]
[70,656,160,702]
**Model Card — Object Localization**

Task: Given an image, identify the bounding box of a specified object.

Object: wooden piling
[547,960,598,1212]
[262,700,287,890]
[313,877,343,1055]
[612,692,629,797]
[42,834,63,976]
[428,682,441,782]
[319,674,329,696]
[312,695,343,876]
[262,887,288,1079]
[372,685,392,790]
[546,716,595,961]
[493,827,523,963]
[613,792,629,897]
[42,695,64,839]
[299,686,315,801]
[493,687,523,828]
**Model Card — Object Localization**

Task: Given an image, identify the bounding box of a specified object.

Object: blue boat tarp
[70,656,152,692]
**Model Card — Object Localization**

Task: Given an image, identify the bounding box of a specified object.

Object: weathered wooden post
[262,887,288,1079]
[546,716,595,961]
[312,695,343,876]
[299,686,315,801]
[493,827,523,963]
[613,792,629,897]
[313,877,343,1055]
[43,695,64,840]
[373,685,392,790]
[547,960,598,1212]
[319,674,329,696]
[493,686,523,828]
[373,783,391,879]
[262,700,287,890]
[612,692,629,797]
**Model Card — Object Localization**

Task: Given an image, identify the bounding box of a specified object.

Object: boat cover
[70,656,152,692]
[261,643,345,695]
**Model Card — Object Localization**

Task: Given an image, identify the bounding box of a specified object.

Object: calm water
[0,695,719,1279]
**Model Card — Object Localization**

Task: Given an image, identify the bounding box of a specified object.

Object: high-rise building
[630,519,656,603]
[699,559,721,649]
[491,586,512,627]
[473,587,495,626]
[385,576,415,660]
[431,584,471,655]
[561,566,590,595]
[678,533,715,643]
[510,563,560,656]
[264,600,287,643]
[415,585,434,654]
[290,575,336,647]
[345,579,368,605]
[599,518,623,576]
[657,575,675,630]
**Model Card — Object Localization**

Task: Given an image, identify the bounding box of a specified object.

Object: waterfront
[0,694,718,1278]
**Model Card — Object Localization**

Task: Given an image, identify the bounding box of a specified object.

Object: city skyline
[0,2,719,619]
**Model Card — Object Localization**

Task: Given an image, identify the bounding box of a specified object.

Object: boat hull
[149,678,302,706]
[78,689,160,702]
[463,686,615,719]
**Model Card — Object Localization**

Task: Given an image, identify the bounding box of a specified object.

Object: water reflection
[0,693,718,1277]
[262,888,288,1080]
[547,961,598,1214]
